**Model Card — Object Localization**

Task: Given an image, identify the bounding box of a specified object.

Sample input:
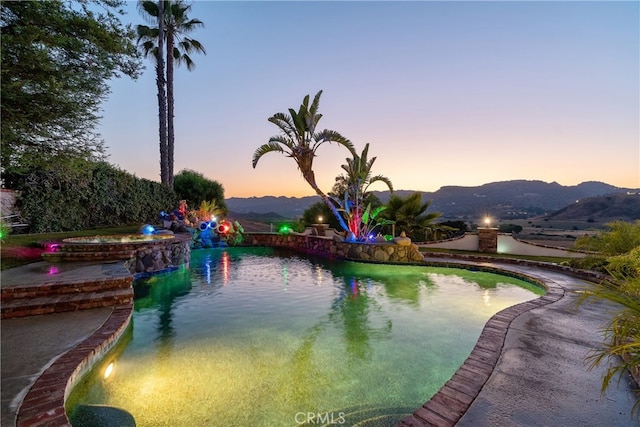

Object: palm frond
[138,0,159,21]
[268,135,296,152]
[366,175,393,192]
[180,37,206,54]
[268,113,297,141]
[309,90,322,117]
[252,142,284,168]
[313,129,355,155]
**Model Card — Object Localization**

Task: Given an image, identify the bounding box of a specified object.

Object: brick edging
[396,264,566,427]
[15,303,133,427]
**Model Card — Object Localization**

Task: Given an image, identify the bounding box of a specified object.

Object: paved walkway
[455,262,638,427]
[1,262,132,427]
[1,258,638,426]
[1,308,113,427]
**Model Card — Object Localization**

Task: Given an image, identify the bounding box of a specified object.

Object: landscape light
[279,225,291,234]
[104,362,114,379]
[484,217,491,227]
[318,215,323,223]
[140,224,155,235]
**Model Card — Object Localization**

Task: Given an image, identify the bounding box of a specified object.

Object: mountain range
[227,180,639,221]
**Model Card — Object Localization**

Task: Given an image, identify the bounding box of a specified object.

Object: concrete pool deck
[1,258,638,426]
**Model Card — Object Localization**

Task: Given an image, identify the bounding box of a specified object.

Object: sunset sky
[100,0,639,198]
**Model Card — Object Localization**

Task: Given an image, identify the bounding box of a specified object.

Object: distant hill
[545,192,640,222]
[414,180,634,220]
[225,196,318,218]
[226,180,639,220]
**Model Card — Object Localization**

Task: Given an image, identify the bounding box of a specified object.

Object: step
[42,250,135,262]
[1,288,133,319]
[1,276,133,301]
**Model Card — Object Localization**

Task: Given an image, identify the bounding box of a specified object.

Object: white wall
[421,233,585,258]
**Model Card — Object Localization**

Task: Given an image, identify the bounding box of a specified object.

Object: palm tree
[383,192,441,241]
[137,1,206,187]
[137,1,168,185]
[253,91,356,234]
[331,143,393,239]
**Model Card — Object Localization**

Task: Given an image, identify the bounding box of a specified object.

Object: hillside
[545,192,640,222]
[421,180,628,219]
[226,180,639,220]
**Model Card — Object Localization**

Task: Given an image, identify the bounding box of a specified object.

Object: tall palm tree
[137,1,205,187]
[137,1,168,185]
[252,90,356,233]
[331,143,393,239]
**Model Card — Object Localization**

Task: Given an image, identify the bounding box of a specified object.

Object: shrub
[9,159,177,232]
[498,224,523,234]
[173,169,227,214]
[577,223,640,418]
[576,220,640,256]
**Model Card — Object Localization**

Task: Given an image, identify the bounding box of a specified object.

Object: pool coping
[14,303,133,427]
[396,260,565,427]
[10,257,589,427]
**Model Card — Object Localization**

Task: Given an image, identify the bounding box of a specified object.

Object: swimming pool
[68,247,544,426]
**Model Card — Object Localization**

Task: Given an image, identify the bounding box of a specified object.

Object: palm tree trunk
[303,170,350,234]
[166,26,175,188]
[156,0,168,186]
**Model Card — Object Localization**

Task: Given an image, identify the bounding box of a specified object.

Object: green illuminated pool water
[68,247,544,427]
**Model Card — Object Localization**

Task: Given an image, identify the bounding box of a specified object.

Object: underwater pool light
[140,224,155,235]
[104,362,114,379]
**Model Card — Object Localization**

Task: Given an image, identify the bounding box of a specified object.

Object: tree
[330,143,393,240]
[383,192,441,241]
[173,169,227,214]
[252,90,356,233]
[137,0,168,185]
[1,0,142,176]
[137,0,206,187]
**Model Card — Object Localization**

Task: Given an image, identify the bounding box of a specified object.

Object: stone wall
[125,233,191,275]
[243,233,425,264]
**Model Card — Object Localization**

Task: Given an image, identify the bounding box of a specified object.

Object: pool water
[68,247,544,427]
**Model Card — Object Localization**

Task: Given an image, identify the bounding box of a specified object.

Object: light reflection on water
[68,247,543,427]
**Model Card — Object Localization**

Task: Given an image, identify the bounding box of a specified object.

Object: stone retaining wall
[125,233,191,275]
[243,232,425,264]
